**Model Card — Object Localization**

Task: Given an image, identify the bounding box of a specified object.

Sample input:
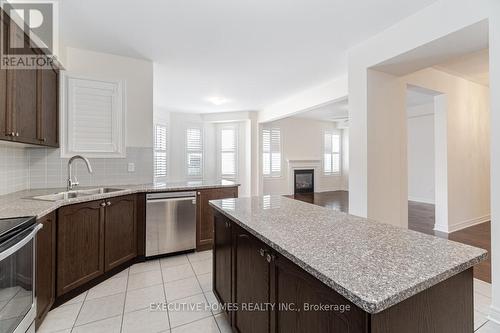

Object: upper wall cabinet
[61,74,125,158]
[0,10,59,147]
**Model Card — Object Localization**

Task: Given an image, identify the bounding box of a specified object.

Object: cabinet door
[233,225,271,333]
[104,195,137,271]
[197,187,238,251]
[213,212,232,316]
[0,15,11,140]
[9,23,38,143]
[57,200,105,296]
[36,212,56,328]
[272,255,368,333]
[37,67,59,146]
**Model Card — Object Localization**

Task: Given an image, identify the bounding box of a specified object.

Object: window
[262,128,281,177]
[154,124,167,178]
[186,127,203,177]
[61,74,125,158]
[324,131,341,175]
[220,127,238,178]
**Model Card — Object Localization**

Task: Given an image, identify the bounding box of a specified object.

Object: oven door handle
[0,224,42,261]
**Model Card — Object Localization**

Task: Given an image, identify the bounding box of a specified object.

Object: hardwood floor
[287,191,491,283]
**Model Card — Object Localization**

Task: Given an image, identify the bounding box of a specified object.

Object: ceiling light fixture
[207,96,230,106]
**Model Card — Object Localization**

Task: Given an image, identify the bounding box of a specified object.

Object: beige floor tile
[127,270,163,291]
[129,259,161,275]
[187,251,212,263]
[190,259,212,276]
[165,277,203,302]
[86,276,128,300]
[160,254,189,268]
[125,284,166,313]
[168,294,212,328]
[37,302,82,332]
[477,321,500,333]
[72,315,122,333]
[204,291,222,315]
[122,307,170,333]
[215,313,232,333]
[112,267,130,279]
[75,292,125,326]
[162,264,195,283]
[171,316,219,333]
[60,291,87,306]
[197,273,212,292]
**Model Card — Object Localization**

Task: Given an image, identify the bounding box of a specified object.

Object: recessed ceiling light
[207,96,230,106]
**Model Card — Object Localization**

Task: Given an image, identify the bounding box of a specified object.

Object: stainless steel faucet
[67,155,93,191]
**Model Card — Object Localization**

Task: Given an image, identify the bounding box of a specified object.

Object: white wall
[64,47,154,148]
[262,117,347,195]
[259,76,348,123]
[404,68,491,232]
[407,103,435,204]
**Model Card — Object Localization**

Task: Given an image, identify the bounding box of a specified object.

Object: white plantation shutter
[63,76,125,157]
[220,127,237,177]
[186,128,203,177]
[262,128,281,177]
[324,131,341,175]
[154,125,167,177]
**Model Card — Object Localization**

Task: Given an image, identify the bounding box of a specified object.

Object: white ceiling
[60,0,438,113]
[293,98,348,122]
[434,48,489,86]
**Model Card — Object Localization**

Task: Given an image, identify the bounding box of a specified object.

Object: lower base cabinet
[212,210,474,333]
[36,212,56,328]
[56,194,139,297]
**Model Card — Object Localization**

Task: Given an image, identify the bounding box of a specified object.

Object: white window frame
[323,130,342,175]
[154,124,168,178]
[185,126,204,179]
[262,127,282,178]
[60,73,126,158]
[217,125,239,180]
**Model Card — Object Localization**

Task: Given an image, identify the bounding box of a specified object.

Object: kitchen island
[210,196,487,333]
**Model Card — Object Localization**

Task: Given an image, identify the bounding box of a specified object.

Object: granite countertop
[209,196,487,314]
[0,179,239,219]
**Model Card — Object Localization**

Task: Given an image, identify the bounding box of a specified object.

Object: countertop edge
[209,201,487,314]
[1,183,240,220]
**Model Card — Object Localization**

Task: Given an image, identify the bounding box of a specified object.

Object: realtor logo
[0,0,59,69]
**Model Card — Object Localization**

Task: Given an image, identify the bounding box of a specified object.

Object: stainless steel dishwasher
[146,191,196,257]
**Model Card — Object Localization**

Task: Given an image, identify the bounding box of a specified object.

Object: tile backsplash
[28,147,154,189]
[0,145,153,195]
[0,144,30,195]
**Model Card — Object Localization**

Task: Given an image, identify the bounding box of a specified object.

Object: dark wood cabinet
[36,212,56,329]
[0,9,59,146]
[233,225,272,333]
[57,200,105,296]
[104,195,137,271]
[213,213,232,315]
[196,187,238,251]
[37,66,59,146]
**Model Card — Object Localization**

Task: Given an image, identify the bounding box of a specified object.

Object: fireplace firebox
[294,169,314,194]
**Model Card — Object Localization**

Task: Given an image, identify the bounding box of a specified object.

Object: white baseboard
[408,196,434,204]
[433,214,490,233]
[488,305,500,324]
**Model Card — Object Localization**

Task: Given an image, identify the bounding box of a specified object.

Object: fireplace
[294,169,314,194]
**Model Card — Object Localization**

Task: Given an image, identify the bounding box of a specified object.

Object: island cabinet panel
[370,268,473,333]
[57,201,105,296]
[196,187,238,251]
[213,213,232,314]
[36,212,56,329]
[233,224,272,333]
[104,194,137,271]
[272,254,368,333]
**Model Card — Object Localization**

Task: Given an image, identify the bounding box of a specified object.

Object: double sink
[32,187,126,202]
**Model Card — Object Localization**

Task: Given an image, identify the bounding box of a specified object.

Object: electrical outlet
[128,163,135,172]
